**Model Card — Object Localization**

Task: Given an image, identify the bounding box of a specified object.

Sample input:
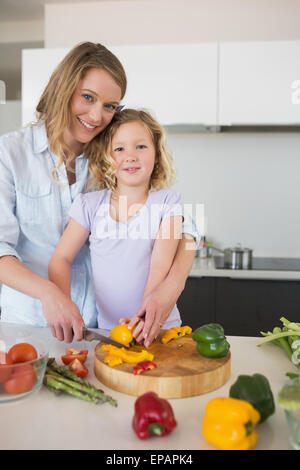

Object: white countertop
[190,257,300,281]
[0,323,297,451]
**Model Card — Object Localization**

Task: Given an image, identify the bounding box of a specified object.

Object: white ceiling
[0,0,126,22]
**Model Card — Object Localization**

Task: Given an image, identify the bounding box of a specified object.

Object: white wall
[45,0,300,48]
[0,20,43,43]
[168,131,300,257]
[0,101,21,136]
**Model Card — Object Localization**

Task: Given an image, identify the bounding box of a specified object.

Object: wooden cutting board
[94,332,231,398]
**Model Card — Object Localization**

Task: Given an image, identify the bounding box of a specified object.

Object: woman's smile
[77,117,98,132]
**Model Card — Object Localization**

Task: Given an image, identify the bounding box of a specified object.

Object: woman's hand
[40,283,85,343]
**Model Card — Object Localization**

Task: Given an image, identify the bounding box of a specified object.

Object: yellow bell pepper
[110,324,136,347]
[161,326,192,344]
[102,344,154,368]
[202,397,260,450]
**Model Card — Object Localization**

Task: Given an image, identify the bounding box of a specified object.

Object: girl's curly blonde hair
[85,108,177,192]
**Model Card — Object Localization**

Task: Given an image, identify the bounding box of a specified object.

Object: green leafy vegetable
[257,317,300,369]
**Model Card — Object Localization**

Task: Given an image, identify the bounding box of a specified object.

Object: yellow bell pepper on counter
[161,326,192,344]
[102,344,154,368]
[202,397,260,450]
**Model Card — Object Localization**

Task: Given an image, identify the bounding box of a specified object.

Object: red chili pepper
[132,392,177,439]
[133,361,157,375]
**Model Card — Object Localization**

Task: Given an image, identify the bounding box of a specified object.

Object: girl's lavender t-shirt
[69,188,183,330]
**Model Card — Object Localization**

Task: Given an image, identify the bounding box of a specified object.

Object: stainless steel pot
[224,246,253,269]
[211,244,253,269]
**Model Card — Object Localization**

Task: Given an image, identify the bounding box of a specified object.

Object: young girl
[48,109,184,344]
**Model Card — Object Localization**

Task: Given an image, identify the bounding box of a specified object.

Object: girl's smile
[123,166,141,174]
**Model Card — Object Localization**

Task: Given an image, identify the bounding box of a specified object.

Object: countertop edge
[190,257,300,280]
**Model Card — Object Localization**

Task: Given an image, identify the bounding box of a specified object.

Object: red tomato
[4,364,37,394]
[0,352,13,383]
[8,343,38,364]
[61,348,88,365]
[69,358,88,378]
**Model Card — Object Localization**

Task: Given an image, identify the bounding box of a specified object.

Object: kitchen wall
[0,101,21,135]
[45,0,300,47]
[168,131,300,257]
[43,0,300,258]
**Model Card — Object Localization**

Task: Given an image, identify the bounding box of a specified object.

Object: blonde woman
[0,42,198,344]
[49,109,188,346]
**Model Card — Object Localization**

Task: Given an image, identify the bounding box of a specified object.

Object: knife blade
[82,327,130,349]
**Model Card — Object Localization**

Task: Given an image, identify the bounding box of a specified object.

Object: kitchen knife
[82,327,130,349]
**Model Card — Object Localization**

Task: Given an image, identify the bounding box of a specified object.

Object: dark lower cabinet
[177,277,215,329]
[215,278,300,336]
[178,276,300,336]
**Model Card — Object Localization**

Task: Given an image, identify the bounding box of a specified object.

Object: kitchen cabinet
[218,40,300,125]
[110,44,218,126]
[22,41,300,128]
[215,278,300,336]
[177,277,215,329]
[178,276,300,336]
[22,43,218,126]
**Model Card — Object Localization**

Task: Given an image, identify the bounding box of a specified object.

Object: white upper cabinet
[22,41,300,128]
[109,44,218,126]
[22,44,218,127]
[218,41,300,125]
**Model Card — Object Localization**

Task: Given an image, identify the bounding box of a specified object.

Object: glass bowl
[278,376,300,450]
[0,336,48,404]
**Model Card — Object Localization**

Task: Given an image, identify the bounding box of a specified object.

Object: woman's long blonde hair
[85,108,177,192]
[36,42,127,178]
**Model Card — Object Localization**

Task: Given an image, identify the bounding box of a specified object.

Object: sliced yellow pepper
[202,397,261,450]
[102,344,154,368]
[161,326,192,344]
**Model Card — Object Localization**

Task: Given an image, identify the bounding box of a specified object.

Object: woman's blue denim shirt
[0,123,200,327]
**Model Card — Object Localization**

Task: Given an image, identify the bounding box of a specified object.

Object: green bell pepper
[229,373,275,423]
[192,323,230,358]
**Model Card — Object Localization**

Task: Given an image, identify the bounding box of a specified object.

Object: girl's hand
[119,317,145,344]
[40,284,85,343]
[125,278,181,347]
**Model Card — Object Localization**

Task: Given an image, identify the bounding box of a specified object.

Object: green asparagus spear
[44,375,100,404]
[45,361,118,407]
[47,358,104,392]
[44,382,63,396]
